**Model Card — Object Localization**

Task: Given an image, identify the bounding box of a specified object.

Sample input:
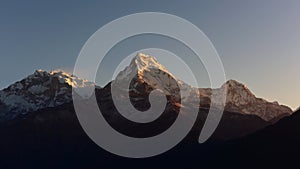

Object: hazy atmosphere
[0,0,299,109]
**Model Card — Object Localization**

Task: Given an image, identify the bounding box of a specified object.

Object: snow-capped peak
[29,69,92,88]
[198,79,293,121]
[222,79,256,102]
[221,80,292,120]
[115,53,183,96]
[0,69,93,120]
[133,53,176,79]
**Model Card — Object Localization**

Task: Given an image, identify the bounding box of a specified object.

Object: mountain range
[0,53,297,168]
[0,53,292,122]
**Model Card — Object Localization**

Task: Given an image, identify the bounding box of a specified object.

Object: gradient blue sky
[0,0,299,109]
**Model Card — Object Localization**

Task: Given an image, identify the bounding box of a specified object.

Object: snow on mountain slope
[115,53,180,94]
[114,53,292,121]
[199,80,293,121]
[0,53,293,122]
[0,69,93,120]
[114,53,198,101]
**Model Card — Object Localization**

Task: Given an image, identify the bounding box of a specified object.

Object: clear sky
[0,0,299,109]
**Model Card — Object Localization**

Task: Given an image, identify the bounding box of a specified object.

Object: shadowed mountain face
[0,89,270,168]
[0,105,297,168]
[226,109,300,166]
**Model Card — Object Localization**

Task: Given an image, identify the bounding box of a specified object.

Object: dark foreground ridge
[0,103,298,168]
[0,84,296,168]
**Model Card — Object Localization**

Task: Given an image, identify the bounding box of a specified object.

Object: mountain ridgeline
[0,53,292,122]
